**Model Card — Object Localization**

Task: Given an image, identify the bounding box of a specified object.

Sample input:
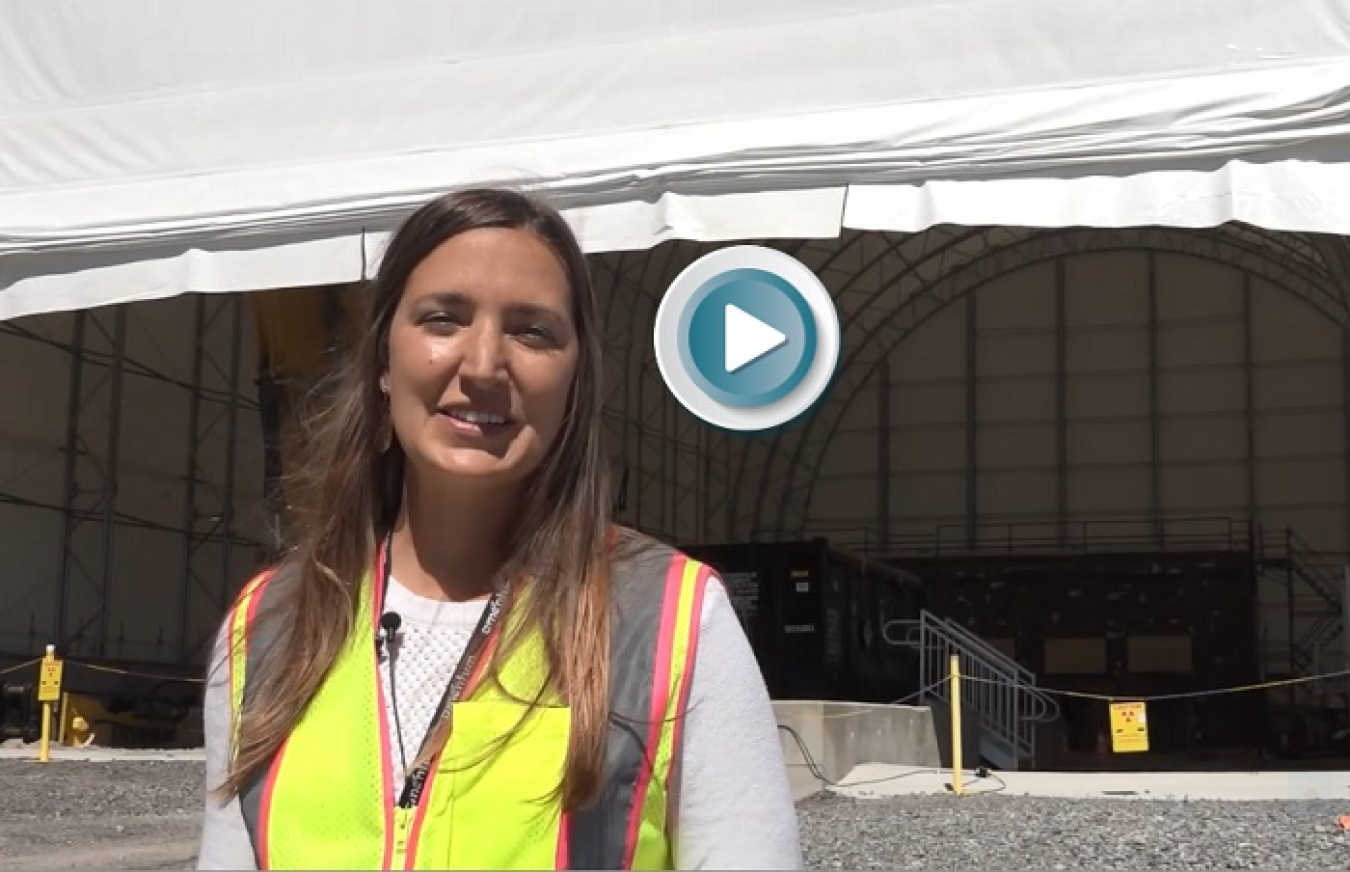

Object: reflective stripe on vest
[225,541,710,870]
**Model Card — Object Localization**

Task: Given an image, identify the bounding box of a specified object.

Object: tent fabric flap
[2,0,1350,319]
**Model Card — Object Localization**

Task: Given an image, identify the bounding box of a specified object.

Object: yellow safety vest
[224,538,710,870]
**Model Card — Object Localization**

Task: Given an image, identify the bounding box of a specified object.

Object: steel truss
[179,294,252,662]
[0,294,261,665]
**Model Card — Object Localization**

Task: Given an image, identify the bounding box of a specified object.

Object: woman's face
[382,227,579,489]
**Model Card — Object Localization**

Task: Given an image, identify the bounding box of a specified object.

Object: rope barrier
[958,668,1350,703]
[817,676,954,719]
[3,657,1346,701]
[0,657,203,684]
[0,657,40,677]
[67,661,204,684]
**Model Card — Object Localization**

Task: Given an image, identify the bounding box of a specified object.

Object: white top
[196,572,803,870]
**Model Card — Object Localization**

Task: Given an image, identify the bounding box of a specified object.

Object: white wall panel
[1068,330,1147,375]
[1069,420,1150,465]
[1065,253,1148,326]
[891,380,965,427]
[1068,467,1152,515]
[804,234,1348,680]
[1068,373,1149,419]
[1258,411,1342,456]
[892,425,965,471]
[873,297,969,535]
[1160,417,1244,463]
[977,423,1054,469]
[977,381,1054,424]
[977,468,1057,518]
[888,471,966,526]
[1161,463,1248,511]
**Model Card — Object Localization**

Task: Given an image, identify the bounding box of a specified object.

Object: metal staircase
[1259,530,1344,676]
[887,610,1060,771]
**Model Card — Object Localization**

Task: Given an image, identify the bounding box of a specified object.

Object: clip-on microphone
[378,609,410,775]
[377,610,402,653]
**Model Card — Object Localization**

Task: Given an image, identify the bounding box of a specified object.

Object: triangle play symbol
[724,303,788,373]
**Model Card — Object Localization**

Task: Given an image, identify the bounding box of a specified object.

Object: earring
[377,389,393,453]
[378,414,392,454]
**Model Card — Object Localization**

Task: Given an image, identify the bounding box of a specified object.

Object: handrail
[923,612,1060,724]
[894,610,1059,769]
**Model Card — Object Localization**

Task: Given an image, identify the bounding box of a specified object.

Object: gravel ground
[2,761,1348,870]
[798,791,1350,870]
[0,760,200,871]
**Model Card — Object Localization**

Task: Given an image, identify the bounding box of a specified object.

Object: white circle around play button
[653,245,841,432]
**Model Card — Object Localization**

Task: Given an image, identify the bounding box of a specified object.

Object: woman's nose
[458,324,508,383]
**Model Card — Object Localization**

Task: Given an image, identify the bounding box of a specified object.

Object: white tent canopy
[3,0,1350,321]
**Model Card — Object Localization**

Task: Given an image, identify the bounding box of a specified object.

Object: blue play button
[679,268,818,408]
[654,246,841,432]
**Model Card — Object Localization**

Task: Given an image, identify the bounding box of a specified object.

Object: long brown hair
[220,188,616,811]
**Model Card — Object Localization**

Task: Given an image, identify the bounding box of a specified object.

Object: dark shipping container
[681,538,926,704]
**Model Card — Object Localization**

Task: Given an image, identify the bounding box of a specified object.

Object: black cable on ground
[776,722,1005,794]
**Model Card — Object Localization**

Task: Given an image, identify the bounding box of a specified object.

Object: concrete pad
[773,700,944,800]
[831,762,1350,802]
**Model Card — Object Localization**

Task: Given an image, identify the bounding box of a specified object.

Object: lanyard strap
[380,533,508,809]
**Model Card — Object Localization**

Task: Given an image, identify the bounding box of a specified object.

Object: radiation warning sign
[38,658,63,703]
[1109,701,1149,753]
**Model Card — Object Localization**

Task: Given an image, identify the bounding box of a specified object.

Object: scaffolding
[0,296,260,666]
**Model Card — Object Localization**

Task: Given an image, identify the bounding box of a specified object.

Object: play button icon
[654,245,841,432]
[724,304,787,373]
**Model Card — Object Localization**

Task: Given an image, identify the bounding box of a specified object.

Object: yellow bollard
[950,653,963,796]
[36,644,63,764]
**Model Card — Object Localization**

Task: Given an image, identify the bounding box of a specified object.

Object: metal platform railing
[886,610,1059,771]
[815,515,1259,560]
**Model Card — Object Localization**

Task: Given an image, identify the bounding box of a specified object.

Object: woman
[197,188,803,870]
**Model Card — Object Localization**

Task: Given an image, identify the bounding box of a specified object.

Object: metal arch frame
[593,250,641,516]
[644,237,827,543]
[726,230,963,537]
[1307,234,1350,310]
[726,232,893,538]
[624,242,688,539]
[717,237,826,538]
[761,225,1350,541]
[732,225,1022,540]
[602,235,833,543]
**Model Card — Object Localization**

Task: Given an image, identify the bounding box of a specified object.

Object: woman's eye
[421,312,461,330]
[516,325,554,345]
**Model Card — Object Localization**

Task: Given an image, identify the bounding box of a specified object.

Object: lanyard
[379,533,508,810]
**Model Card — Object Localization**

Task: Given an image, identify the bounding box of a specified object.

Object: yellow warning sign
[1109,701,1149,753]
[38,658,63,703]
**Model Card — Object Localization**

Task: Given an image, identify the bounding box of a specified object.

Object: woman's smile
[435,405,518,439]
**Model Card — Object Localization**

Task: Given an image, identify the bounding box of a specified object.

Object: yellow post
[36,644,63,764]
[950,653,963,796]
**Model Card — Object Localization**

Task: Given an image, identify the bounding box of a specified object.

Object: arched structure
[764,226,1350,540]
[2,219,1349,693]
